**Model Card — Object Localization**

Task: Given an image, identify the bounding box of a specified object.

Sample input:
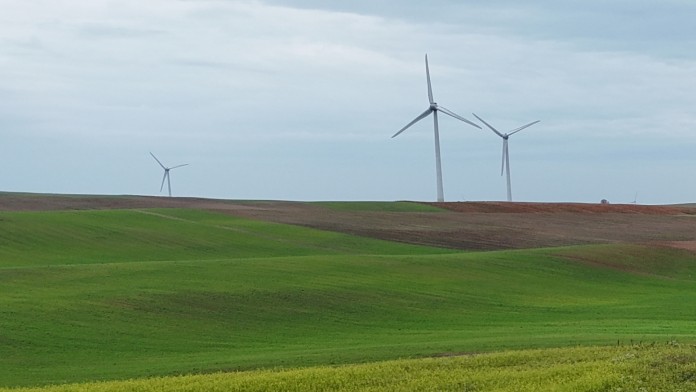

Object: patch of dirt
[202,201,696,251]
[654,241,696,253]
[431,202,694,215]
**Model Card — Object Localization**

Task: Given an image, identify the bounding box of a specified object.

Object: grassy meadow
[1,206,695,388]
[0,208,450,268]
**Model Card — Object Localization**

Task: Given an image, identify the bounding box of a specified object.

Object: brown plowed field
[432,201,693,215]
[2,193,695,251]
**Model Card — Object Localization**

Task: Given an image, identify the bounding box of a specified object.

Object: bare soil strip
[430,201,694,215]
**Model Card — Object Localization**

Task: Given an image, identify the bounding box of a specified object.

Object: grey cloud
[76,24,167,39]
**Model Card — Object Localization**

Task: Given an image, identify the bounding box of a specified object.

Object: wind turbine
[472,113,539,202]
[392,54,481,202]
[150,152,188,197]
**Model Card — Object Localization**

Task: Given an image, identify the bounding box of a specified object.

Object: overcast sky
[1,1,695,203]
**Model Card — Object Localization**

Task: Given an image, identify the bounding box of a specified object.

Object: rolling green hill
[1,207,695,387]
[0,208,451,268]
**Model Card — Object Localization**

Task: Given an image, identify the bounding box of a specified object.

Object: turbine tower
[150,152,188,197]
[472,114,539,202]
[392,54,481,202]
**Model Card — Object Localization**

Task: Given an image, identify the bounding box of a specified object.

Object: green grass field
[0,208,450,268]
[1,207,695,388]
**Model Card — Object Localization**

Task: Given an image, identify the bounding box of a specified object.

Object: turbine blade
[508,120,540,136]
[437,106,482,129]
[169,163,189,170]
[425,54,434,104]
[392,108,433,138]
[160,172,167,192]
[472,113,504,138]
[150,152,166,169]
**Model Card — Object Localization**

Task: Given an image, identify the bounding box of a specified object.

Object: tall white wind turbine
[392,54,481,202]
[150,152,188,197]
[472,114,540,202]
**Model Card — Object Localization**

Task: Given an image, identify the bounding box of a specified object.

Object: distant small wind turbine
[150,152,188,197]
[472,113,540,202]
[392,54,481,202]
